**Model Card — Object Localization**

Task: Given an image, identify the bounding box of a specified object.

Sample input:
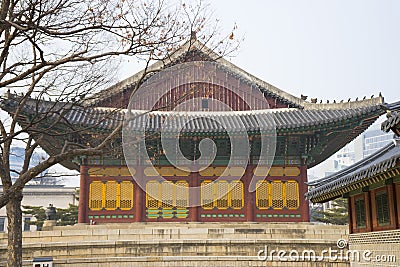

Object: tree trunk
[6,191,23,267]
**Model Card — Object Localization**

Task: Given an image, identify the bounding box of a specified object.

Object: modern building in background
[360,127,394,158]
[0,185,77,232]
[0,148,77,232]
[324,124,393,177]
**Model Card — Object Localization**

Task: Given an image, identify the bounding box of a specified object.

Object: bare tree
[0,0,238,265]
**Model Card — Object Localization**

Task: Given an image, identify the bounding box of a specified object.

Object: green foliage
[22,204,78,230]
[311,198,348,225]
[56,204,78,226]
[75,189,80,202]
[22,205,46,230]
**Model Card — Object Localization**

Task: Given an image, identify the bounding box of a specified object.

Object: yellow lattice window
[175,180,189,208]
[285,180,299,209]
[230,180,244,209]
[120,181,134,210]
[89,181,104,210]
[104,181,118,210]
[256,180,269,209]
[201,180,214,209]
[271,181,284,209]
[146,181,160,209]
[161,181,174,208]
[215,181,229,209]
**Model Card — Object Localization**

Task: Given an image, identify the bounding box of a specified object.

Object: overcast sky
[121,0,399,110]
[6,1,399,186]
[121,1,399,104]
[59,0,399,185]
[73,1,400,185]
[203,0,400,178]
[208,0,399,104]
[214,0,400,178]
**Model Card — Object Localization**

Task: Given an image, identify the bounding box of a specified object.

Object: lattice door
[285,181,299,209]
[271,181,284,209]
[89,181,103,210]
[256,180,269,209]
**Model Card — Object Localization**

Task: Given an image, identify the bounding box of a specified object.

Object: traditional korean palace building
[307,102,400,266]
[1,40,387,224]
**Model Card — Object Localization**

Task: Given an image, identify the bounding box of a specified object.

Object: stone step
[0,222,348,245]
[52,222,347,231]
[0,223,350,267]
[1,238,347,262]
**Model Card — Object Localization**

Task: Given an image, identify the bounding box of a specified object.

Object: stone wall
[349,229,400,267]
[0,222,350,267]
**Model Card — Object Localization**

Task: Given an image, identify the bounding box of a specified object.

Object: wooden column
[189,171,199,222]
[134,186,143,222]
[134,167,143,222]
[245,167,254,222]
[299,165,310,222]
[364,191,373,232]
[370,189,378,231]
[78,165,88,223]
[348,197,353,234]
[387,184,397,229]
[395,183,400,229]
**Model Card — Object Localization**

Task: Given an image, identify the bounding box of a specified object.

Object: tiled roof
[306,139,400,203]
[1,95,383,133]
[0,94,385,170]
[381,101,400,133]
[382,111,400,133]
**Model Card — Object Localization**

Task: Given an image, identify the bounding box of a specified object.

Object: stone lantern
[45,204,56,220]
[42,204,56,231]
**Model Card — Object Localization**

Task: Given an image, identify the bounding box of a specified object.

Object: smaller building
[306,101,400,267]
[0,185,77,232]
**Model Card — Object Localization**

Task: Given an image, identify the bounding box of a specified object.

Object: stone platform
[0,222,349,266]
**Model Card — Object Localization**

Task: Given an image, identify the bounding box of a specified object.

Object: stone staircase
[0,222,349,267]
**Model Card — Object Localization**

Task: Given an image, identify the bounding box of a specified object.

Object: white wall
[0,186,77,232]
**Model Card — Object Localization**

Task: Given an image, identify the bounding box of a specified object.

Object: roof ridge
[303,96,384,110]
[62,105,381,115]
[383,100,400,111]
